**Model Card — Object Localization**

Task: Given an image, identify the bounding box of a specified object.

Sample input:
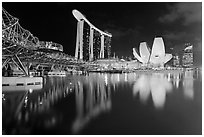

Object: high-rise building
[79,27,112,61]
[73,10,112,61]
[82,22,90,61]
[104,31,112,58]
[173,54,180,67]
[182,43,193,67]
[104,35,111,58]
[93,30,101,60]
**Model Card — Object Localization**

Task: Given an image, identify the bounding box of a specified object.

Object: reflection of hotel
[2,70,196,134]
[72,73,112,134]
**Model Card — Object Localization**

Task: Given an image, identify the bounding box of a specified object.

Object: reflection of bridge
[73,10,112,61]
[2,8,83,76]
[2,74,112,134]
[2,71,196,134]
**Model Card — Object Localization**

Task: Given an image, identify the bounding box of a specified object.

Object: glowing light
[133,73,172,109]
[183,71,194,99]
[2,94,5,101]
[117,74,120,82]
[175,79,179,88]
[29,89,33,93]
[104,74,108,86]
[167,73,171,81]
[125,73,127,82]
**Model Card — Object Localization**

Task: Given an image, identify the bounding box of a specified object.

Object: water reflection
[171,72,182,88]
[29,76,74,113]
[2,90,29,134]
[132,70,195,109]
[133,73,172,109]
[72,73,112,134]
[183,71,194,99]
[2,70,199,134]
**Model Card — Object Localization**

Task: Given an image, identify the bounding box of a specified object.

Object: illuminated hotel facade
[73,10,112,61]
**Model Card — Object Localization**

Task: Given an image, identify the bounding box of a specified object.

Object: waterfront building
[93,30,101,60]
[133,37,172,68]
[149,37,172,67]
[73,9,112,61]
[95,58,140,70]
[173,54,180,67]
[82,22,90,61]
[182,43,193,67]
[104,31,112,58]
[133,42,150,65]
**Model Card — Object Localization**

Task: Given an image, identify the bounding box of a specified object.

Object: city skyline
[2,2,202,66]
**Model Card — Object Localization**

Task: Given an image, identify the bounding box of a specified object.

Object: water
[2,70,202,135]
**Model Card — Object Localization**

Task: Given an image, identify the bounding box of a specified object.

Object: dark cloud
[159,3,201,26]
[164,31,187,41]
[159,2,202,55]
[3,2,201,65]
[162,30,201,52]
[162,31,197,43]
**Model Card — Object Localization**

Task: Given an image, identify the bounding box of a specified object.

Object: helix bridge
[2,8,84,77]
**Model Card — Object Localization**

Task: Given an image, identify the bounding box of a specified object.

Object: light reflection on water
[133,73,173,109]
[2,70,202,134]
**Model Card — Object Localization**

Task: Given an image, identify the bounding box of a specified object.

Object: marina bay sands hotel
[73,10,112,61]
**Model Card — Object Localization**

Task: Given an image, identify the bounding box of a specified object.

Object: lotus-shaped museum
[133,37,172,67]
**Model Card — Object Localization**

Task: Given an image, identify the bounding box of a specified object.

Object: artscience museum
[133,37,172,68]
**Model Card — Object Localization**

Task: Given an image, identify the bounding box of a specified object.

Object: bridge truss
[2,8,83,76]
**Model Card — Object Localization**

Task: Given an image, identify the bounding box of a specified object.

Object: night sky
[2,2,202,66]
